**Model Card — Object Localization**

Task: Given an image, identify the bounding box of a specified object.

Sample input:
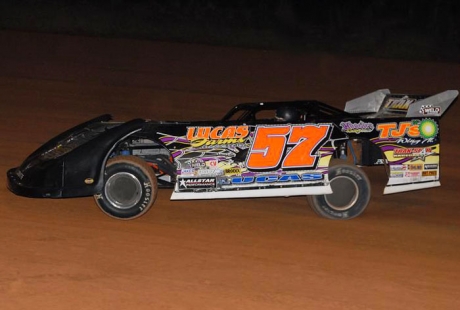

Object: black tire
[94,156,158,220]
[308,162,371,220]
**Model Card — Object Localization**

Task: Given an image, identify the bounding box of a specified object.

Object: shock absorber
[339,142,347,160]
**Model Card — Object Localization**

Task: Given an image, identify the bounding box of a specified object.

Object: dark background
[1,2,460,309]
[1,0,459,62]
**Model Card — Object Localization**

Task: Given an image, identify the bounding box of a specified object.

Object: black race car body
[7,89,458,220]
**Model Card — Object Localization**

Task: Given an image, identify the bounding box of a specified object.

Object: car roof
[221,100,352,122]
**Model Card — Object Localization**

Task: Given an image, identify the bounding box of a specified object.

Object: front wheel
[308,163,371,220]
[95,156,158,220]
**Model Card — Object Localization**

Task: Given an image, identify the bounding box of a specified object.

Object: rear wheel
[308,162,371,220]
[95,156,158,220]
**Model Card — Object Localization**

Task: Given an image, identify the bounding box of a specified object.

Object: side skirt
[384,181,440,195]
[170,185,332,200]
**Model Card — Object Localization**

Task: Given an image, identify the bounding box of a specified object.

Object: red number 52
[246,125,331,170]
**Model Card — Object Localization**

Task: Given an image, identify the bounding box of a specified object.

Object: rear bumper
[7,168,62,198]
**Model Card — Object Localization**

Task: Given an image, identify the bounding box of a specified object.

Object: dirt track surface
[1,31,460,309]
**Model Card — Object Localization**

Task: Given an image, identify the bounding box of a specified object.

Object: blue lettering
[255,175,279,183]
[301,173,323,181]
[278,174,302,182]
[231,176,254,184]
[230,173,323,184]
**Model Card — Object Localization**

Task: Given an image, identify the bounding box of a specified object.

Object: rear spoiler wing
[345,89,458,118]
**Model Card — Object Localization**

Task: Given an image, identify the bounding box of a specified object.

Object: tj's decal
[246,124,332,170]
[376,119,438,140]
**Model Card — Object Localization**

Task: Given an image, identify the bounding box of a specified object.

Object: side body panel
[341,91,446,194]
[353,118,441,193]
[7,118,146,198]
[145,121,348,200]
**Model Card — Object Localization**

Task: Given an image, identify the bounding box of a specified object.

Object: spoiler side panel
[406,90,458,118]
[344,89,390,114]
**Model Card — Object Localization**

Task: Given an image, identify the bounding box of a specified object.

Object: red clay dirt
[1,31,460,310]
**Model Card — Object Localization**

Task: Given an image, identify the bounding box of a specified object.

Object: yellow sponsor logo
[186,126,249,147]
[422,170,437,177]
[224,168,242,175]
[408,164,423,171]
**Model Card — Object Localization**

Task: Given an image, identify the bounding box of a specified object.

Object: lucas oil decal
[186,126,249,147]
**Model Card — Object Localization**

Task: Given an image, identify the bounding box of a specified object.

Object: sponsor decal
[230,173,324,184]
[418,119,438,139]
[383,96,417,111]
[377,122,419,139]
[390,165,406,171]
[376,119,438,139]
[419,105,441,115]
[395,137,435,145]
[422,170,437,177]
[390,164,423,171]
[424,164,438,170]
[218,177,232,186]
[180,168,195,175]
[186,126,249,147]
[224,168,242,175]
[374,159,387,165]
[393,147,433,161]
[179,177,216,189]
[339,121,375,134]
[197,169,223,176]
[404,171,421,178]
[390,171,404,178]
[408,164,423,171]
[189,158,205,168]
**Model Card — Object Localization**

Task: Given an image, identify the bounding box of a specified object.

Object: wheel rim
[325,176,359,211]
[105,172,142,209]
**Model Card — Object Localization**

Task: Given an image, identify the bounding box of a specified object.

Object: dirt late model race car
[7,89,458,220]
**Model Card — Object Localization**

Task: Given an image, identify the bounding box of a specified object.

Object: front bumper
[7,168,63,198]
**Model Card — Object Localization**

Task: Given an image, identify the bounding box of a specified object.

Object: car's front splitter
[6,168,63,198]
